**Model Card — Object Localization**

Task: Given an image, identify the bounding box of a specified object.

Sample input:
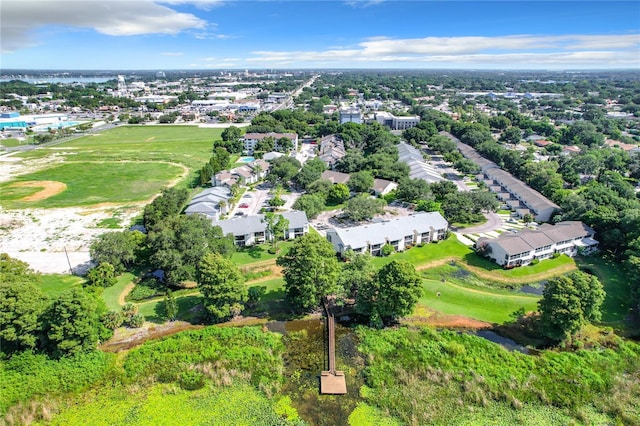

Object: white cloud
[247,34,640,68]
[344,0,386,8]
[1,0,208,53]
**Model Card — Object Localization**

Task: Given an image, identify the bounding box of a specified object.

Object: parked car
[239,203,249,208]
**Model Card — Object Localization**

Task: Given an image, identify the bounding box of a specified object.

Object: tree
[143,187,190,230]
[339,251,375,298]
[164,290,177,321]
[263,212,289,250]
[277,233,341,312]
[292,193,325,219]
[347,170,374,193]
[198,252,247,322]
[356,260,422,325]
[396,178,432,203]
[86,262,117,288]
[147,215,235,286]
[538,271,605,342]
[327,183,350,205]
[267,156,301,186]
[344,195,386,222]
[42,288,101,357]
[294,157,325,189]
[221,125,242,142]
[0,279,47,354]
[90,230,144,274]
[500,126,522,145]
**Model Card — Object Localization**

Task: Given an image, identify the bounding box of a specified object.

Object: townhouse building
[326,212,449,257]
[476,221,598,268]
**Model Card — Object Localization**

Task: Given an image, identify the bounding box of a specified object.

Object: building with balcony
[326,212,448,256]
[212,210,309,247]
[476,221,598,268]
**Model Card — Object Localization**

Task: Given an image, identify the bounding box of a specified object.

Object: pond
[267,319,364,426]
[473,329,530,354]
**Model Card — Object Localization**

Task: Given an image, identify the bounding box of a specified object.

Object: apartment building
[326,212,449,256]
[476,221,598,268]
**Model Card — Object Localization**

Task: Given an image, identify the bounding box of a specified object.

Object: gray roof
[185,202,221,216]
[212,210,309,236]
[328,212,448,250]
[480,221,595,255]
[397,142,444,183]
[321,170,350,184]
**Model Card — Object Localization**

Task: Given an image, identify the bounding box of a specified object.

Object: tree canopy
[277,233,341,312]
[538,271,605,342]
[356,260,423,326]
[197,252,247,322]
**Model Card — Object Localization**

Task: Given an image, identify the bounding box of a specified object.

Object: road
[272,74,320,112]
[457,211,504,234]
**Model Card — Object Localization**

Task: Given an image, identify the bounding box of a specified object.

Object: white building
[243,132,298,155]
[373,111,420,130]
[476,221,598,268]
[339,107,362,124]
[212,211,309,247]
[326,212,448,256]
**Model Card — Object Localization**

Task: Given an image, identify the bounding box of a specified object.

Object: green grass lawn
[0,161,184,208]
[102,273,136,311]
[417,278,540,324]
[0,138,22,148]
[137,293,203,323]
[371,237,472,268]
[17,125,221,166]
[576,255,632,323]
[37,274,83,297]
[231,242,293,265]
[2,126,223,207]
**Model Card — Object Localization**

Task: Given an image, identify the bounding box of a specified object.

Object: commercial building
[476,221,598,268]
[212,210,309,246]
[326,212,448,256]
[373,111,420,130]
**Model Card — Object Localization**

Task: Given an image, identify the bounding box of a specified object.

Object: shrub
[126,278,164,302]
[179,370,205,390]
[381,243,395,257]
[121,303,138,321]
[530,259,540,266]
[128,314,145,328]
[101,311,123,329]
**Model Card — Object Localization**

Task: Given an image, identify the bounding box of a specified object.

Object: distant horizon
[2,1,639,70]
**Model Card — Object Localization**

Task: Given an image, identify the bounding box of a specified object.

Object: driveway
[459,211,503,234]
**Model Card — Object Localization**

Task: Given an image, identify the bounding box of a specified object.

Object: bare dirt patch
[14,180,67,201]
[100,321,204,353]
[406,305,491,329]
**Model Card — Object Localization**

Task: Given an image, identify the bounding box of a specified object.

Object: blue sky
[1,1,639,70]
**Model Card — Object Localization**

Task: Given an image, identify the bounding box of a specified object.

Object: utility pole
[64,247,73,275]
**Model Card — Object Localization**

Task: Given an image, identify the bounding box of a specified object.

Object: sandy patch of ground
[145,136,155,142]
[0,205,141,274]
[100,321,204,353]
[13,180,68,201]
[406,305,491,329]
[0,152,66,183]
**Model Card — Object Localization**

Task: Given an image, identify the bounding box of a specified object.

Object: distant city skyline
[1,1,639,70]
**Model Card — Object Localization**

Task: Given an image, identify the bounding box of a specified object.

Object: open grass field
[0,161,185,208]
[416,278,540,324]
[16,126,222,169]
[0,138,22,148]
[102,272,136,311]
[576,255,632,323]
[1,126,223,208]
[36,274,83,297]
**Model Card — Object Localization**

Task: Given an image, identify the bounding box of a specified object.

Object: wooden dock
[320,297,347,395]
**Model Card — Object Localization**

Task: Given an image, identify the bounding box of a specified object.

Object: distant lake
[0,76,113,84]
